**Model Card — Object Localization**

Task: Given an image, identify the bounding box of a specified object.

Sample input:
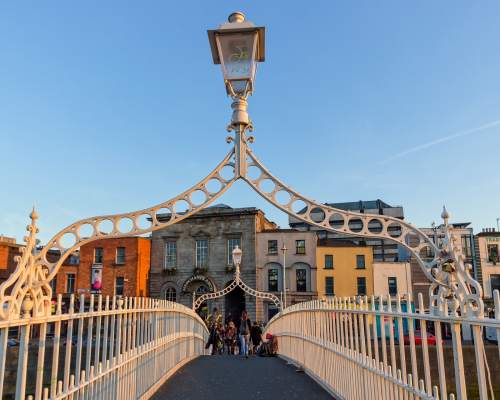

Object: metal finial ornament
[441,205,449,224]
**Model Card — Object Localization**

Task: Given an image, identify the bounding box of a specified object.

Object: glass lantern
[208,12,265,97]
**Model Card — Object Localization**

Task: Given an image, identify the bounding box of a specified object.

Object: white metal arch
[193,264,282,311]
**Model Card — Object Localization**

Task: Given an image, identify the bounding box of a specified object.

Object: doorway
[225,282,245,323]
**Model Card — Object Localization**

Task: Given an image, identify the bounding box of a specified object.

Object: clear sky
[1,1,500,244]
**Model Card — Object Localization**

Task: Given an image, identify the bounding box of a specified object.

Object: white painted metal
[193,256,282,310]
[0,296,208,399]
[264,295,500,400]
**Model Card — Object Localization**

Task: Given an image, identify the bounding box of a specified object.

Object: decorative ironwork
[0,11,484,320]
[193,262,282,311]
[0,150,238,319]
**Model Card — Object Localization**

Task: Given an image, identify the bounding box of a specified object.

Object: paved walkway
[152,355,333,400]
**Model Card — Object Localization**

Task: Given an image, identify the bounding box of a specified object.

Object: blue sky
[1,1,500,244]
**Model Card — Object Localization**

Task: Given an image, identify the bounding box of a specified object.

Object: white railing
[264,291,500,400]
[0,295,208,400]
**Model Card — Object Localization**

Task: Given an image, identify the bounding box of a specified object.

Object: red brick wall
[78,237,150,297]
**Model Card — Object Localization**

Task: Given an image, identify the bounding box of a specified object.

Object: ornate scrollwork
[193,263,282,311]
[243,148,483,316]
[0,151,238,319]
[1,124,485,320]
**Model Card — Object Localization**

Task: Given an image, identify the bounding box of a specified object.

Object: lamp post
[281,243,287,309]
[208,12,265,178]
[232,245,242,275]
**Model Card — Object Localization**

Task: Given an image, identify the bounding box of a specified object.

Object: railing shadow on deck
[264,291,500,400]
[0,295,208,400]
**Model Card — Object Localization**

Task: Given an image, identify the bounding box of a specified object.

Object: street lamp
[232,245,242,272]
[208,12,265,101]
[281,243,287,309]
[208,12,265,178]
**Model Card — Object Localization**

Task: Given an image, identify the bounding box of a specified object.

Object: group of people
[205,308,263,358]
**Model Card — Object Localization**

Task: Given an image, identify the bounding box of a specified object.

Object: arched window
[292,262,311,292]
[165,287,177,302]
[264,262,282,292]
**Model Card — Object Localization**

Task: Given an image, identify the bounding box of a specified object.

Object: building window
[165,287,177,302]
[227,238,241,265]
[461,236,472,258]
[296,269,307,292]
[487,244,498,263]
[66,273,75,294]
[324,254,333,269]
[388,277,398,296]
[165,241,177,269]
[68,254,79,265]
[116,247,126,264]
[357,277,366,296]
[491,275,500,294]
[356,255,366,269]
[268,240,278,255]
[50,277,57,292]
[268,269,279,291]
[325,277,334,296]
[295,240,306,255]
[94,247,103,264]
[115,277,124,296]
[268,304,279,321]
[196,239,208,268]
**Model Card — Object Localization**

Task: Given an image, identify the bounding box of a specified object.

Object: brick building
[150,204,276,323]
[0,236,23,284]
[46,249,80,297]
[76,237,151,298]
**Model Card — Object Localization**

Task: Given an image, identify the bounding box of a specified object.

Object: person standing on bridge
[239,310,251,358]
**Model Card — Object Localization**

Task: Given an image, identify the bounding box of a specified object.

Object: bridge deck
[152,355,333,400]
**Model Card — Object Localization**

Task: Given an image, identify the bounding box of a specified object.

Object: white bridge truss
[0,96,484,321]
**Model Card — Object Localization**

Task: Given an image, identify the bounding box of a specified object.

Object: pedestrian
[225,321,237,355]
[250,321,263,354]
[238,310,251,358]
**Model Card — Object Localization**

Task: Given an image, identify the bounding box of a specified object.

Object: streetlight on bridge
[208,12,265,178]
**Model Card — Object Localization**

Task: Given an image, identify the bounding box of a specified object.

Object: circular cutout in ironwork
[275,190,292,206]
[368,219,383,234]
[219,165,235,182]
[205,178,222,194]
[291,199,308,215]
[59,232,76,249]
[98,219,114,235]
[348,218,363,233]
[310,207,326,223]
[78,223,94,239]
[173,200,190,215]
[155,208,171,224]
[118,217,134,233]
[247,165,261,181]
[405,233,421,248]
[259,179,275,194]
[190,189,207,206]
[387,222,403,238]
[137,214,153,230]
[328,213,344,229]
[419,245,435,259]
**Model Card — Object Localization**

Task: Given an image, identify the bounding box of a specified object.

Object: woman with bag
[238,310,251,358]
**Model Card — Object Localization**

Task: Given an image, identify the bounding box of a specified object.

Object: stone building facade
[256,229,317,321]
[149,205,276,323]
[476,228,500,299]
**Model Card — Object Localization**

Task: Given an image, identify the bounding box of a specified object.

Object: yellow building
[316,239,374,298]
